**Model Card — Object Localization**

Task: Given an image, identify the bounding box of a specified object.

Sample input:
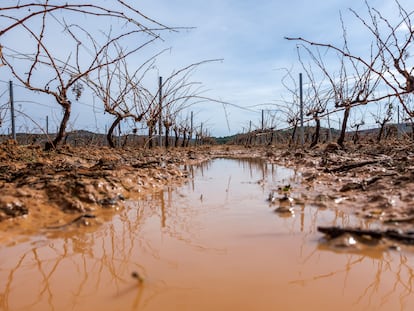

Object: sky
[1,0,414,137]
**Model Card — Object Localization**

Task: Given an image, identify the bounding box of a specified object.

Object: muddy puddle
[1,158,414,311]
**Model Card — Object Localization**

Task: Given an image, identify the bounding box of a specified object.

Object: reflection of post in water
[158,186,173,229]
[300,202,305,232]
[235,158,269,189]
[160,189,166,228]
[143,178,228,256]
[186,160,215,192]
[225,176,232,198]
[243,158,266,180]
[247,159,254,179]
[190,165,195,191]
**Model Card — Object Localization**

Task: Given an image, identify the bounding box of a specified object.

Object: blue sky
[138,0,353,135]
[1,0,414,137]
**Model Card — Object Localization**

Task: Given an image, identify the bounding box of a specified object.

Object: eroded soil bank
[0,141,204,240]
[273,140,414,233]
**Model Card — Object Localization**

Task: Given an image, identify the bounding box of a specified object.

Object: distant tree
[373,100,394,143]
[141,59,222,148]
[86,44,165,148]
[160,66,205,149]
[350,117,365,144]
[286,1,414,147]
[180,114,192,147]
[286,11,385,148]
[277,68,302,147]
[297,50,333,148]
[0,1,170,149]
[350,1,414,114]
[172,117,183,147]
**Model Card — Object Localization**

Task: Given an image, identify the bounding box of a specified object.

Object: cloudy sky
[1,0,413,137]
[134,0,410,136]
[138,0,358,136]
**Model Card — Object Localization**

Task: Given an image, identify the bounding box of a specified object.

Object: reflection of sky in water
[178,158,296,218]
[0,158,413,311]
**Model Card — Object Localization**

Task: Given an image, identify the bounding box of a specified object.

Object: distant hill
[214,122,413,145]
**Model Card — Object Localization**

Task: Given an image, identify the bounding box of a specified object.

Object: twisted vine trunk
[45,97,71,151]
[147,123,155,149]
[310,116,321,148]
[173,128,180,147]
[181,130,187,147]
[289,122,298,147]
[164,124,171,149]
[337,106,351,148]
[107,115,122,148]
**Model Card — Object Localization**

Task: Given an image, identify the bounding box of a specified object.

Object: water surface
[1,158,413,311]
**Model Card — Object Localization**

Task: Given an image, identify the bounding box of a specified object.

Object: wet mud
[1,141,414,310]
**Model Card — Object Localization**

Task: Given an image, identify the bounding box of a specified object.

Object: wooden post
[299,73,304,146]
[327,109,332,141]
[9,81,16,140]
[200,122,203,145]
[158,76,163,147]
[190,111,193,146]
[261,109,264,130]
[397,105,401,139]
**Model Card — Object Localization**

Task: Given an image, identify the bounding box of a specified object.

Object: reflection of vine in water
[0,217,149,311]
[236,158,299,190]
[32,245,66,311]
[0,251,28,311]
[0,159,284,310]
[114,195,217,310]
[290,239,414,310]
[352,253,414,310]
[290,194,361,262]
[298,189,381,252]
[155,158,297,256]
[0,243,69,311]
[5,157,401,310]
[283,187,414,311]
[152,187,228,255]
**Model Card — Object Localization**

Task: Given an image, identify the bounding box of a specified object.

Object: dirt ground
[270,140,414,237]
[1,139,414,244]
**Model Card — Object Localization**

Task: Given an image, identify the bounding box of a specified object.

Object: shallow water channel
[1,158,414,311]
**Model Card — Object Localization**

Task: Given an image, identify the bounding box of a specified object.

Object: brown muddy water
[1,158,414,311]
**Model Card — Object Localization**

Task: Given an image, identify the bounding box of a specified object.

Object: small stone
[0,196,28,218]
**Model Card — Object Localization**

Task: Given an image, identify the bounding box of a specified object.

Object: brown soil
[270,140,414,234]
[0,141,258,241]
[1,139,413,242]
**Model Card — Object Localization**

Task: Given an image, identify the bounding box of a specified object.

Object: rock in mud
[99,194,125,207]
[324,142,340,153]
[340,181,363,192]
[0,196,28,220]
[274,195,295,215]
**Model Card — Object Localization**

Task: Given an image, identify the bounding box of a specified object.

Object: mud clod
[0,196,28,220]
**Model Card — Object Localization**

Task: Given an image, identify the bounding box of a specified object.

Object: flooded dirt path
[1,158,414,311]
